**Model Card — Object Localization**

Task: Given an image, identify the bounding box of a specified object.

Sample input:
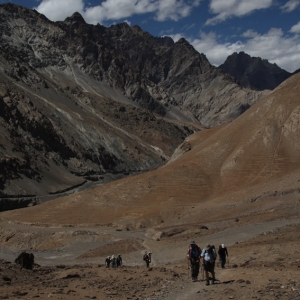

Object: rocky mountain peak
[176,37,189,44]
[219,51,291,90]
[63,12,87,25]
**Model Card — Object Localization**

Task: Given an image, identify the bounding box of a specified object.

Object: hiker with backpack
[143,251,151,267]
[218,244,228,268]
[186,240,201,282]
[116,254,122,267]
[105,256,111,268]
[111,255,117,268]
[201,243,217,285]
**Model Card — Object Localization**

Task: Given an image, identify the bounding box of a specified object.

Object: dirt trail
[1,218,299,267]
[133,219,300,267]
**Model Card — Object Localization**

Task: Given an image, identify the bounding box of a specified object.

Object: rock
[14,252,34,270]
[2,276,11,282]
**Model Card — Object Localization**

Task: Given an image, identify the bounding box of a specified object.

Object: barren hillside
[2,74,300,228]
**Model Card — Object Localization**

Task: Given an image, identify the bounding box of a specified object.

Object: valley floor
[0,220,299,300]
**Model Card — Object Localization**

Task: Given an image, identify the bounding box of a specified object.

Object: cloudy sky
[2,0,300,72]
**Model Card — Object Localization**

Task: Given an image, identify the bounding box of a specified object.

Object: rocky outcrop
[219,51,291,91]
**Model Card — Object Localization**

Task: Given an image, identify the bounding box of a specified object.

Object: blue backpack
[191,247,199,258]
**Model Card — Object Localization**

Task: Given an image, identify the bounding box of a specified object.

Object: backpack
[190,246,199,259]
[205,248,217,260]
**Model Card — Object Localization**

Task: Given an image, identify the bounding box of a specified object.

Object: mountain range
[0,3,298,203]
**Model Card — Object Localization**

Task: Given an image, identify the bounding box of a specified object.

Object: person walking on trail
[218,244,228,268]
[201,243,217,285]
[116,254,122,267]
[105,256,111,268]
[111,255,117,268]
[186,240,201,282]
[143,251,152,267]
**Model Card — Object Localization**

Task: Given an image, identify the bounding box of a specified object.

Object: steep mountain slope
[219,51,292,91]
[0,4,267,198]
[0,4,202,198]
[0,62,200,197]
[2,73,300,227]
[0,4,266,127]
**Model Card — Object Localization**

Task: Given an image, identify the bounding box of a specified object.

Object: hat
[205,243,211,250]
[190,240,196,245]
[222,244,225,248]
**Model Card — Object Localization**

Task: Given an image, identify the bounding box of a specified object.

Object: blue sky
[2,0,300,72]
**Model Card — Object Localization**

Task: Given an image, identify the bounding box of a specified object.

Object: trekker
[186,240,201,282]
[111,255,117,268]
[218,244,228,268]
[143,251,151,267]
[201,243,217,285]
[105,256,111,268]
[116,254,122,267]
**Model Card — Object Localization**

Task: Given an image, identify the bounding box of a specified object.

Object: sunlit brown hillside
[2,73,300,229]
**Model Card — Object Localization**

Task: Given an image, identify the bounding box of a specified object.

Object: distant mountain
[0,4,266,199]
[219,51,292,91]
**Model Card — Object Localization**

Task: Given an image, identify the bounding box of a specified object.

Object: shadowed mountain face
[0,4,267,198]
[3,73,300,227]
[219,51,292,91]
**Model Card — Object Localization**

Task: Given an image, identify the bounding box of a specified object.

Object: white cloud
[35,0,201,24]
[168,33,186,42]
[188,31,244,66]
[206,0,273,25]
[242,29,259,38]
[123,19,131,26]
[290,21,300,33]
[34,0,84,22]
[281,0,300,12]
[175,28,300,73]
[154,0,201,22]
[84,0,159,24]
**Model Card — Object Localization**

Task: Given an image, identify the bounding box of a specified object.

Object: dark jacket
[218,246,228,257]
